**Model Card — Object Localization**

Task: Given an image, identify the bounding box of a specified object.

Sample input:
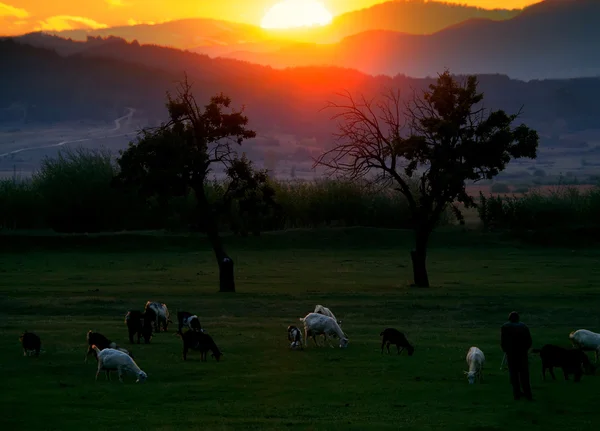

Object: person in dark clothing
[501,311,533,401]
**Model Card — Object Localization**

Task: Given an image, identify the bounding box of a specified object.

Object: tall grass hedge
[0,147,436,234]
[478,186,600,243]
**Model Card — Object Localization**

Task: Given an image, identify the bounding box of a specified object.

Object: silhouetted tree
[314,70,539,287]
[114,76,256,292]
[222,153,278,237]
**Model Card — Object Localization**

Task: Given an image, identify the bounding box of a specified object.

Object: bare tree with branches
[115,75,256,292]
[314,70,539,287]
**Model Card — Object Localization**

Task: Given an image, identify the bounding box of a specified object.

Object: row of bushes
[0,148,429,233]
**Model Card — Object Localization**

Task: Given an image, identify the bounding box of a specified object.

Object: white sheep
[464,346,485,384]
[299,312,348,349]
[92,346,147,383]
[314,304,341,325]
[569,329,600,363]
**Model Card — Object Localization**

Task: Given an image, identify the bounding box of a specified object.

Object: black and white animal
[144,301,172,333]
[176,311,202,335]
[85,330,132,363]
[19,331,41,357]
[92,345,147,383]
[287,325,303,350]
[379,328,414,356]
[532,344,595,382]
[299,313,348,348]
[569,329,600,363]
[179,329,222,361]
[125,310,153,344]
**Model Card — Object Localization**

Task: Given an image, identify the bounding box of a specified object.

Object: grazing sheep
[144,301,172,333]
[176,311,202,335]
[464,346,485,384]
[92,346,147,383]
[569,329,600,363]
[125,310,153,344]
[19,331,41,357]
[287,325,303,350]
[380,328,414,356]
[299,313,348,349]
[85,330,132,363]
[532,344,595,382]
[180,329,222,361]
[314,304,341,325]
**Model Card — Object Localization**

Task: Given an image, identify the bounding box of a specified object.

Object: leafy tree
[114,76,256,292]
[314,70,539,287]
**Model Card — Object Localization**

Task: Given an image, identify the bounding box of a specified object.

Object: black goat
[180,330,222,362]
[19,331,41,357]
[532,344,595,382]
[125,310,153,344]
[85,330,133,362]
[380,328,415,356]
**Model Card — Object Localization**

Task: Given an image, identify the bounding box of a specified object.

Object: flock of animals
[461,329,600,385]
[17,301,600,386]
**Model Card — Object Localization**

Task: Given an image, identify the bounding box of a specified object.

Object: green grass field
[1,228,600,431]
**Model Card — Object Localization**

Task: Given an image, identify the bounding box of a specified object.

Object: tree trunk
[195,183,235,293]
[410,227,431,288]
[218,254,235,293]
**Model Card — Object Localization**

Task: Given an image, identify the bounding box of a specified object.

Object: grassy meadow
[1,228,600,430]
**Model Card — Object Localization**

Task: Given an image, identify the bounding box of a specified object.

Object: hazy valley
[2,0,600,190]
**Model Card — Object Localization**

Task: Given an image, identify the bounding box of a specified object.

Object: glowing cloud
[105,0,130,7]
[0,2,29,18]
[127,18,155,26]
[36,15,109,32]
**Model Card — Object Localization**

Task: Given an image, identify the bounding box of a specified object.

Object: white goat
[569,329,600,363]
[464,346,485,384]
[314,304,341,325]
[92,346,147,383]
[299,313,348,348]
[145,301,171,333]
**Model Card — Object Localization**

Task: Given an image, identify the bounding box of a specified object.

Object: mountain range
[9,0,599,80]
[3,35,600,135]
[217,0,600,80]
[20,1,523,49]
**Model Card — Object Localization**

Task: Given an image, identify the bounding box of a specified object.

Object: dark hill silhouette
[212,0,600,80]
[2,37,600,144]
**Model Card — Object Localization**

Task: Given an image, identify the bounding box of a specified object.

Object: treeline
[1,148,599,242]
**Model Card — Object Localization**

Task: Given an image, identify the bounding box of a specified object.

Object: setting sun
[260,0,333,29]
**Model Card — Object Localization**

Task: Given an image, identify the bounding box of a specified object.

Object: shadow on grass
[0,226,518,253]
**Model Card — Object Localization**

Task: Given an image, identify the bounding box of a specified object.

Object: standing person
[501,311,533,401]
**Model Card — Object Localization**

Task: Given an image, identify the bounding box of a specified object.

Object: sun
[260,0,333,29]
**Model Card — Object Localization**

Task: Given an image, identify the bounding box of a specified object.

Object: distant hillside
[295,0,521,42]
[3,36,600,138]
[23,18,267,51]
[13,0,521,58]
[4,36,600,183]
[210,0,600,80]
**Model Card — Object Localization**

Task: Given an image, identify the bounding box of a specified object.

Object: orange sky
[1,0,541,36]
